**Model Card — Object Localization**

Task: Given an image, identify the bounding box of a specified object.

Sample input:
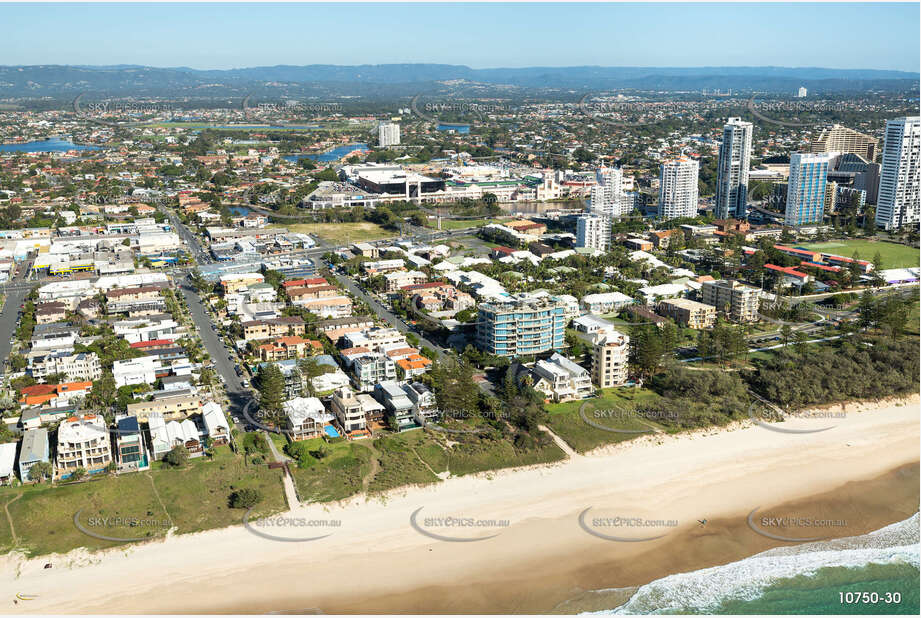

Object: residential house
[0,443,16,485]
[35,301,67,324]
[329,386,367,434]
[18,428,50,482]
[531,353,594,402]
[148,413,203,459]
[403,381,438,425]
[373,381,417,431]
[18,381,93,407]
[201,402,231,446]
[284,397,333,440]
[114,415,150,471]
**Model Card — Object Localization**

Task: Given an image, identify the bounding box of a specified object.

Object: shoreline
[2,394,918,614]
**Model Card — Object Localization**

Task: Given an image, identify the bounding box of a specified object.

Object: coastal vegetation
[0,449,285,556]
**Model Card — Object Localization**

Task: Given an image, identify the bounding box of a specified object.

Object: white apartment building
[342,327,407,354]
[590,328,630,389]
[715,117,753,219]
[576,214,607,250]
[658,156,700,220]
[875,116,920,231]
[581,291,634,314]
[31,351,102,381]
[587,167,629,246]
[56,414,113,477]
[378,122,401,147]
[113,356,157,387]
[114,317,179,344]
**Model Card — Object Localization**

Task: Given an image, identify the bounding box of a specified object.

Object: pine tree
[258,364,286,423]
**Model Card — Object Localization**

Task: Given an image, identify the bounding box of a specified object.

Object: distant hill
[0,63,916,100]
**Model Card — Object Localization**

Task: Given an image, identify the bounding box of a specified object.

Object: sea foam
[600,513,920,615]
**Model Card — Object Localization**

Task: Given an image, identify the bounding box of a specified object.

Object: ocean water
[598,513,920,615]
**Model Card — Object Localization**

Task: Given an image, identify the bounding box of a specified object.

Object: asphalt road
[160,206,212,264]
[177,281,251,418]
[335,272,447,363]
[0,287,28,368]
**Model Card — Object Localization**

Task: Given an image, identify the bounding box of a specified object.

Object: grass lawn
[272,222,396,245]
[430,217,508,231]
[544,387,665,453]
[289,438,373,503]
[0,453,286,557]
[268,431,290,454]
[434,218,490,230]
[798,239,919,269]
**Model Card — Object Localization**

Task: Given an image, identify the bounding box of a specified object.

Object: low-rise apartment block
[242,316,307,341]
[56,414,112,478]
[657,298,717,329]
[700,279,761,322]
[126,394,202,422]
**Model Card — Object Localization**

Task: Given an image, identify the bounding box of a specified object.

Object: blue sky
[1,2,918,71]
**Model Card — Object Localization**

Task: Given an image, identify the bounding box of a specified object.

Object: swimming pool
[324,426,341,438]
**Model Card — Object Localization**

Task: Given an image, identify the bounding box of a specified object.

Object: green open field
[797,239,919,269]
[0,453,286,557]
[544,387,665,453]
[428,217,508,231]
[271,222,396,245]
[289,438,373,503]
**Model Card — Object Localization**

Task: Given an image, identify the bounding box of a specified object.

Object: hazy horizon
[2,2,918,72]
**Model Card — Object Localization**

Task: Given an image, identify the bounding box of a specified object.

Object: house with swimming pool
[284,397,335,441]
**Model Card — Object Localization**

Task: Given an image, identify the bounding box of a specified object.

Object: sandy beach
[2,395,918,614]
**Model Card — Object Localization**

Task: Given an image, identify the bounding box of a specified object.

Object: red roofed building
[765,263,812,284]
[130,339,175,350]
[800,261,841,273]
[282,278,329,289]
[490,246,516,258]
[19,381,94,406]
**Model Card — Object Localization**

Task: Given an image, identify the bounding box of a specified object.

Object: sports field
[797,239,919,269]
